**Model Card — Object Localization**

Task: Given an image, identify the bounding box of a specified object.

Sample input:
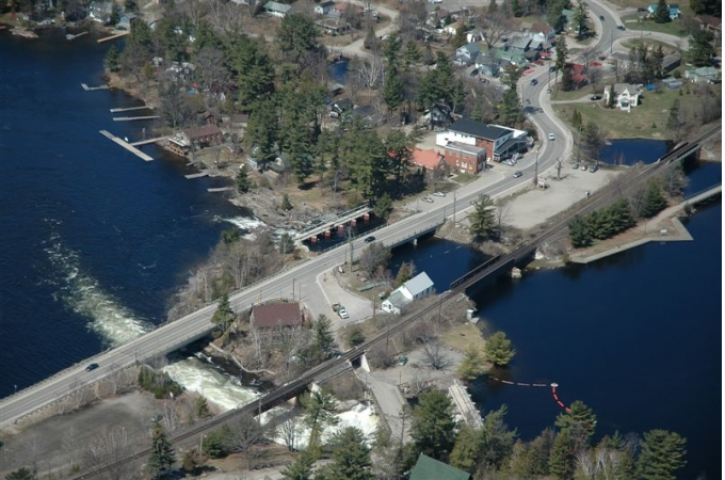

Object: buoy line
[489,376,572,413]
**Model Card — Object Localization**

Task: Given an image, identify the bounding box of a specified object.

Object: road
[0,0,696,431]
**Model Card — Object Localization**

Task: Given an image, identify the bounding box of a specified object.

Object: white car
[548,133,556,141]
[338,307,350,319]
[433,192,446,197]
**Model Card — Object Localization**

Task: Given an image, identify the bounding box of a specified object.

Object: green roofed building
[409,453,471,480]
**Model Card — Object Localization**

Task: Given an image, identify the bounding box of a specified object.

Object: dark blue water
[0,31,246,398]
[600,138,670,165]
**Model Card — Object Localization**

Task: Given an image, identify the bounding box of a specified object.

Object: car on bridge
[364,235,376,243]
[85,363,99,372]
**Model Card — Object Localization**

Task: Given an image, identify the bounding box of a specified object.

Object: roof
[449,118,509,140]
[410,453,470,480]
[530,22,553,33]
[183,124,223,139]
[507,35,531,50]
[696,15,722,29]
[413,149,444,169]
[252,302,302,329]
[614,83,640,94]
[264,1,291,12]
[384,290,410,309]
[458,43,481,55]
[445,142,486,155]
[402,272,434,297]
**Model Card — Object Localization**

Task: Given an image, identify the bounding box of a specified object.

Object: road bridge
[294,204,373,243]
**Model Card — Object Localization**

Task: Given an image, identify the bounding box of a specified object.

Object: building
[695,15,722,39]
[604,83,642,112]
[89,0,113,23]
[444,142,487,174]
[475,54,510,77]
[466,27,485,44]
[567,62,589,89]
[263,1,291,17]
[314,0,335,15]
[529,22,556,42]
[436,119,530,164]
[381,272,434,315]
[412,149,445,170]
[505,34,532,54]
[454,43,481,66]
[684,66,719,83]
[409,453,471,480]
[251,302,304,333]
[647,3,680,19]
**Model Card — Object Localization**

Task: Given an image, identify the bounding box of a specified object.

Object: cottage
[529,22,556,42]
[490,47,527,66]
[409,453,471,480]
[454,43,481,65]
[314,0,335,15]
[412,149,445,170]
[466,27,485,44]
[263,0,291,17]
[475,54,510,77]
[381,272,435,315]
[251,302,304,334]
[604,83,642,112]
[684,66,719,83]
[169,124,224,151]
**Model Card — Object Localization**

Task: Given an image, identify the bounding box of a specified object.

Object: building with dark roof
[251,302,303,332]
[436,119,513,168]
[409,453,471,480]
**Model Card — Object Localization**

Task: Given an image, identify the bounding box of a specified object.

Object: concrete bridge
[294,204,373,243]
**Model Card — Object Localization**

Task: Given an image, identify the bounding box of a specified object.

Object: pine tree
[457,346,485,381]
[450,425,483,473]
[571,109,582,129]
[194,397,211,418]
[403,40,421,68]
[451,25,467,48]
[105,45,120,72]
[653,0,671,23]
[394,261,414,288]
[148,422,176,477]
[637,429,687,480]
[281,450,315,480]
[484,331,516,367]
[548,428,575,479]
[554,35,568,82]
[323,427,375,480]
[383,64,405,116]
[281,193,293,211]
[236,165,253,193]
[640,181,667,218]
[569,215,592,247]
[469,194,497,239]
[554,400,597,447]
[411,390,457,460]
[690,30,715,67]
[211,293,236,332]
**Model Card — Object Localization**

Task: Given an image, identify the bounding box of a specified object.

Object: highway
[0,0,703,431]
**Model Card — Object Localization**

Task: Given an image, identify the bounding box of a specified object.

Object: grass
[551,85,596,101]
[622,38,680,53]
[620,14,689,38]
[452,172,477,184]
[554,87,686,139]
[440,323,487,354]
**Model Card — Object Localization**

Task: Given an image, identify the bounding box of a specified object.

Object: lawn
[622,38,680,53]
[554,87,684,139]
[620,14,689,37]
[551,84,597,101]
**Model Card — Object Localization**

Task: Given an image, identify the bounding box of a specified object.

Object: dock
[113,115,160,122]
[130,136,169,146]
[66,32,88,40]
[207,187,234,193]
[185,171,209,179]
[81,83,110,91]
[99,130,154,162]
[448,379,483,429]
[110,106,152,113]
[97,31,129,43]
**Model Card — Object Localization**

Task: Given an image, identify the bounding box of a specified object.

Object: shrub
[137,366,184,399]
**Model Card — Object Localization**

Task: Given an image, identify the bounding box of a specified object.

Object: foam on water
[162,355,261,412]
[44,230,153,347]
[223,216,267,231]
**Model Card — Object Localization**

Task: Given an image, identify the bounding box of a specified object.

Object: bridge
[293,204,373,243]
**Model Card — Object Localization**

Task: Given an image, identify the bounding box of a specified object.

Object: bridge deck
[294,205,372,241]
[448,379,483,429]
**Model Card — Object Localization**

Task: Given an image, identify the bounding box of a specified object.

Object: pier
[81,83,109,91]
[448,379,483,429]
[110,106,152,113]
[97,31,129,43]
[99,130,154,161]
[130,135,169,146]
[185,171,209,179]
[66,32,88,40]
[113,115,160,122]
[208,187,234,193]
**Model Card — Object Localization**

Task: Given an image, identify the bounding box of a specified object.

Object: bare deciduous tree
[422,341,450,370]
[277,417,300,451]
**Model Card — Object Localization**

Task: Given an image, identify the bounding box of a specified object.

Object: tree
[451,25,467,49]
[124,0,138,12]
[347,326,365,347]
[582,122,606,161]
[479,405,517,469]
[403,40,421,68]
[572,0,589,39]
[181,448,203,475]
[549,428,576,479]
[109,3,121,25]
[105,44,120,72]
[194,396,211,418]
[394,261,416,288]
[281,193,293,211]
[457,347,485,381]
[211,293,236,332]
[5,468,36,480]
[606,82,616,108]
[450,425,483,473]
[571,108,582,129]
[640,181,667,218]
[319,427,374,480]
[690,0,720,15]
[383,64,406,116]
[148,422,176,477]
[364,26,379,51]
[236,165,253,194]
[276,14,320,61]
[280,450,315,480]
[374,192,394,221]
[312,314,335,354]
[484,331,516,367]
[359,242,392,278]
[690,30,715,67]
[667,99,685,140]
[569,215,592,248]
[202,426,230,458]
[555,400,597,447]
[410,389,457,460]
[301,389,339,456]
[653,0,671,23]
[279,233,295,255]
[422,341,450,370]
[554,35,568,80]
[637,429,687,480]
[469,194,496,239]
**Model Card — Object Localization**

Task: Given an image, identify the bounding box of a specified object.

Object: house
[454,43,481,65]
[328,2,358,19]
[490,47,527,66]
[115,13,136,31]
[444,142,487,174]
[695,15,722,39]
[529,22,556,42]
[409,453,471,480]
[170,124,224,150]
[251,302,304,334]
[466,27,484,44]
[314,0,335,15]
[505,35,532,54]
[604,83,642,112]
[382,272,434,315]
[412,149,445,170]
[647,3,680,19]
[88,0,113,23]
[345,105,383,128]
[684,66,719,83]
[263,1,291,17]
[436,118,513,163]
[475,53,509,77]
[567,62,589,89]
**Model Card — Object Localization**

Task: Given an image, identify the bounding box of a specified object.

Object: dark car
[530,78,538,86]
[616,25,626,31]
[364,236,376,243]
[85,363,99,372]
[599,15,605,20]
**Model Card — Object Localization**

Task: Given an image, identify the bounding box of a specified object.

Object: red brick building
[443,142,487,174]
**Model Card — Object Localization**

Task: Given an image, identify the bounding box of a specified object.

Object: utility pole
[347,226,355,267]
[453,189,457,223]
[292,278,295,300]
[577,125,584,164]
[533,147,540,187]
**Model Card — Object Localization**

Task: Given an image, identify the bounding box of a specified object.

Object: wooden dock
[113,115,160,122]
[185,171,209,179]
[110,106,152,113]
[207,187,234,193]
[97,31,129,43]
[130,136,169,146]
[81,83,110,91]
[99,130,154,162]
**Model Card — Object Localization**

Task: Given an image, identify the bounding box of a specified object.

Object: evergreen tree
[109,3,121,25]
[690,30,715,67]
[148,422,176,477]
[499,85,522,125]
[548,428,575,479]
[457,346,485,381]
[653,0,671,23]
[236,165,253,193]
[526,429,556,476]
[569,215,592,247]
[606,82,616,108]
[510,0,522,16]
[394,261,414,288]
[561,67,575,91]
[202,426,230,458]
[411,390,457,460]
[281,193,293,211]
[637,429,687,480]
[105,44,120,72]
[321,427,374,480]
[280,450,315,480]
[554,400,597,447]
[451,25,467,48]
[450,425,483,473]
[382,34,402,66]
[301,389,339,457]
[383,64,406,116]
[479,405,518,469]
[641,181,667,218]
[194,397,211,418]
[364,26,379,50]
[373,192,393,221]
[571,108,582,129]
[582,122,605,161]
[469,194,497,239]
[572,0,589,38]
[276,14,321,61]
[484,331,516,367]
[245,99,278,170]
[403,40,421,68]
[211,293,236,332]
[312,314,335,354]
[554,35,568,82]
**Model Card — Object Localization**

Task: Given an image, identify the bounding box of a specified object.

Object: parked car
[85,363,99,372]
[530,78,538,86]
[421,197,434,203]
[616,25,626,30]
[364,236,376,243]
[433,192,446,197]
[338,307,350,319]
[572,163,579,169]
[513,171,523,178]
[590,95,601,101]
[599,15,605,20]
[589,164,599,172]
[548,133,556,141]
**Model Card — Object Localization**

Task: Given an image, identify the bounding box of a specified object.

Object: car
[589,164,599,172]
[599,15,605,20]
[547,133,556,141]
[530,78,538,86]
[572,163,579,169]
[85,363,99,372]
[616,25,626,30]
[581,165,588,171]
[513,171,523,178]
[338,307,350,319]
[364,236,375,243]
[433,192,446,197]
[421,197,434,203]
[469,68,479,77]
[549,65,556,72]
[151,414,163,422]
[590,95,601,101]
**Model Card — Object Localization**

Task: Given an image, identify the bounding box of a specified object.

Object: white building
[381,272,435,315]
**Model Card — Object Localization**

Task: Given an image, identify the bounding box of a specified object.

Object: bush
[347,326,365,347]
[137,367,184,399]
[568,198,636,248]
